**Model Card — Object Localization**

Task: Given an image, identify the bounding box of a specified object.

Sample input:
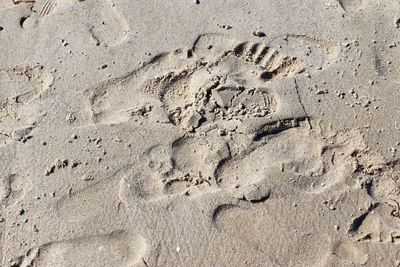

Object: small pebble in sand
[253,31,266,37]
[363,100,371,107]
[65,113,76,123]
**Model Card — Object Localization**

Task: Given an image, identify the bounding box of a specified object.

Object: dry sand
[0,0,399,266]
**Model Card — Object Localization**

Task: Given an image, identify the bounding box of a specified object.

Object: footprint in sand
[83,32,338,128]
[86,0,130,46]
[47,34,344,259]
[10,231,147,267]
[211,198,333,266]
[20,0,129,46]
[20,0,68,29]
[330,240,368,265]
[346,200,400,244]
[0,174,30,207]
[73,32,345,200]
[0,63,53,144]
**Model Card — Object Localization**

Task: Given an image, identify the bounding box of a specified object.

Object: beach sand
[0,0,399,266]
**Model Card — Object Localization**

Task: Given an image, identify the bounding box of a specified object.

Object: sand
[0,0,399,266]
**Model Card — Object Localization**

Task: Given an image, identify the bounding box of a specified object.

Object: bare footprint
[12,231,147,267]
[0,63,53,143]
[0,144,29,207]
[0,174,30,207]
[87,0,130,46]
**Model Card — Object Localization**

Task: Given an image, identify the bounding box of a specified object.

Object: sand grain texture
[0,0,399,266]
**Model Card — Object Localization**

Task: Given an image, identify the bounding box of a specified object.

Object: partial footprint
[347,202,400,244]
[0,144,28,207]
[0,63,52,143]
[88,75,166,125]
[13,231,147,267]
[171,135,230,181]
[87,0,130,46]
[143,144,174,177]
[232,40,301,77]
[331,240,368,265]
[0,174,30,207]
[55,172,123,227]
[20,0,69,30]
[194,32,340,75]
[270,34,340,72]
[216,127,324,190]
[21,0,129,46]
[153,135,231,196]
[212,200,332,266]
[83,33,316,133]
[55,163,166,227]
